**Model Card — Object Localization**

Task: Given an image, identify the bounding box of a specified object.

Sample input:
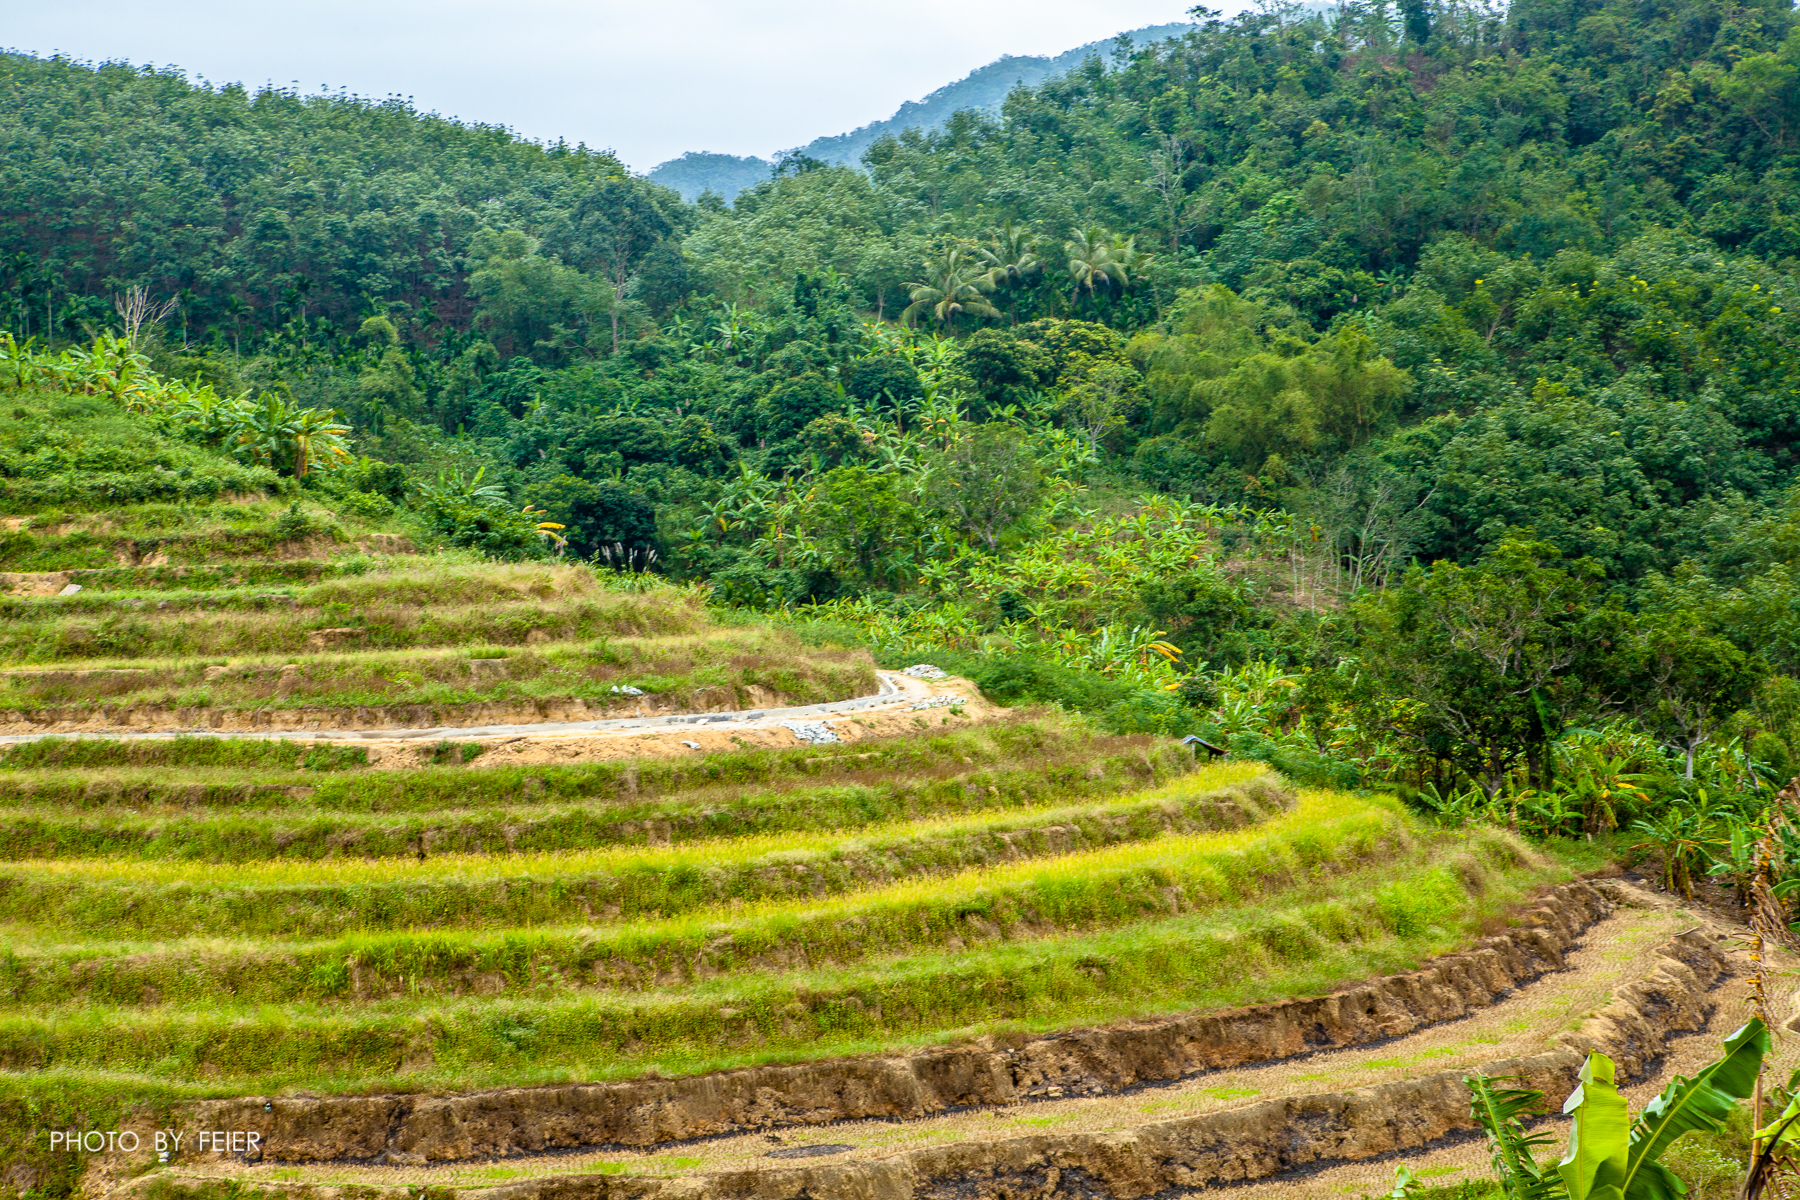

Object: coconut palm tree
[901,248,1001,329]
[977,221,1041,322]
[1065,227,1136,306]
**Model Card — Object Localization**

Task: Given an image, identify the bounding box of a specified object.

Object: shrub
[415,494,546,561]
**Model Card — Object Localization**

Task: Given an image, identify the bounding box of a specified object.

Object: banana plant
[1629,805,1710,897]
[1415,781,1493,829]
[1745,1069,1800,1199]
[1617,1018,1765,1198]
[1554,735,1653,835]
[1708,818,1759,909]
[1462,1018,1769,1200]
[1467,1073,1563,1200]
[1515,787,1583,838]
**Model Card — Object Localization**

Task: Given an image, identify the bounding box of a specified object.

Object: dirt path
[146,882,1787,1197]
[1237,884,1792,1199]
[0,670,1004,766]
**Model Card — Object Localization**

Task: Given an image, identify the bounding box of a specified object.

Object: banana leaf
[1559,1053,1631,1200]
[1621,1017,1769,1200]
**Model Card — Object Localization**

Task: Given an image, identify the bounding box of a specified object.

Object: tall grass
[0,630,873,713]
[0,594,709,666]
[0,826,1549,1092]
[0,744,1203,861]
[0,717,1182,808]
[0,772,1292,937]
[0,789,1409,1007]
[0,738,367,773]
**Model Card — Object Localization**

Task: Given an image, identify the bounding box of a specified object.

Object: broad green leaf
[1560,1053,1631,1200]
[1755,1096,1800,1149]
[1747,1082,1800,1200]
[1622,1017,1768,1200]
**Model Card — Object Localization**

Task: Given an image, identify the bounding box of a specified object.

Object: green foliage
[414,466,548,560]
[0,55,636,344]
[0,736,365,772]
[1,334,348,491]
[961,328,1050,414]
[465,228,612,361]
[960,653,1139,711]
[1559,1053,1632,1200]
[848,351,925,407]
[1467,1074,1563,1200]
[1345,538,1603,799]
[1133,287,1410,469]
[1457,1021,1769,1200]
[757,373,843,441]
[919,423,1044,550]
[526,474,658,560]
[1622,1020,1768,1199]
[0,344,291,509]
[806,465,922,588]
[428,740,486,765]
[10,0,1800,894]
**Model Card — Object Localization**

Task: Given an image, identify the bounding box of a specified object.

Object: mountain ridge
[648,21,1193,201]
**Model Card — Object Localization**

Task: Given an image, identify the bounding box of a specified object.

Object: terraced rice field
[0,704,1589,1199]
[0,504,1747,1200]
[0,555,877,736]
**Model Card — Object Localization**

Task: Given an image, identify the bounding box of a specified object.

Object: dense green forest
[7,0,1800,848]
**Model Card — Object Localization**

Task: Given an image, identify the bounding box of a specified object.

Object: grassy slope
[0,728,1197,862]
[0,785,1578,1093]
[0,390,276,516]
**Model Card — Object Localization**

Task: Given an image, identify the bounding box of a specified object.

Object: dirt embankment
[84,880,1745,1200]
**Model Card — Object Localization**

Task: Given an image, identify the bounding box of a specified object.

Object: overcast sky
[5,0,1197,171]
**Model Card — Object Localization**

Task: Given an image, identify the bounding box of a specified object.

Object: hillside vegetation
[4,0,1797,897]
[0,362,1592,1195]
[9,1,1800,1194]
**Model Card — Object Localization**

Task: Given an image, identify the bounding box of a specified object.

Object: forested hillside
[6,0,1800,825]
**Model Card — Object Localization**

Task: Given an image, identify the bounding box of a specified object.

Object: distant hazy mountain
[648,22,1192,202]
[646,153,775,204]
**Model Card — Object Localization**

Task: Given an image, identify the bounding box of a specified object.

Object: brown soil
[314,672,995,768]
[397,676,996,768]
[0,570,73,596]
